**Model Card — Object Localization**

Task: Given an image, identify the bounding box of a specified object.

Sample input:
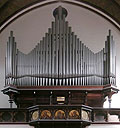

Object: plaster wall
[0,125,33,128]
[0,2,120,108]
[0,124,120,128]
[87,124,120,128]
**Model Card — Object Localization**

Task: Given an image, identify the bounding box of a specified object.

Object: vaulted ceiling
[0,0,120,31]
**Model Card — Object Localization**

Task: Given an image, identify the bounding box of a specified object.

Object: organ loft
[2,6,118,128]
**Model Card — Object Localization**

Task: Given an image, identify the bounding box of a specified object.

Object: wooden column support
[108,94,112,108]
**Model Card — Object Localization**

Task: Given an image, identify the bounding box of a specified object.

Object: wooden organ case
[2,6,118,128]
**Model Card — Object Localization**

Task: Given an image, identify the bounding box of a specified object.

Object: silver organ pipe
[65,21,69,85]
[74,35,77,85]
[62,15,66,85]
[48,28,52,86]
[77,39,80,85]
[55,15,58,85]
[40,41,42,86]
[5,6,116,87]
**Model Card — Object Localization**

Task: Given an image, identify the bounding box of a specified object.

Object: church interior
[0,0,120,128]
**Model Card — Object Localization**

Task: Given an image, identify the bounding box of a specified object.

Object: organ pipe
[5,6,116,86]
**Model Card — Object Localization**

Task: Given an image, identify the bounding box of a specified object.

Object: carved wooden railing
[0,106,120,125]
[93,108,120,123]
[0,108,28,123]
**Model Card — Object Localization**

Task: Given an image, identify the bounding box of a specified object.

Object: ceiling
[0,0,120,31]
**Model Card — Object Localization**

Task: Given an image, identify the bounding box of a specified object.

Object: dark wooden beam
[0,0,9,9]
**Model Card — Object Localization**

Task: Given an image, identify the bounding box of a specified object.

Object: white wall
[87,124,120,128]
[0,125,33,128]
[0,2,120,108]
[1,124,120,128]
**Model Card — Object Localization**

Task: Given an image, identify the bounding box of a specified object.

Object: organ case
[3,6,118,108]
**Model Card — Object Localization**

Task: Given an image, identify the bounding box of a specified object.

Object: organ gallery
[2,6,118,128]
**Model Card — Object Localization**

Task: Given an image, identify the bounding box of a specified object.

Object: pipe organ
[5,6,116,87]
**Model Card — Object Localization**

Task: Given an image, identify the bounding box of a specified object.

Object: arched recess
[0,0,120,32]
